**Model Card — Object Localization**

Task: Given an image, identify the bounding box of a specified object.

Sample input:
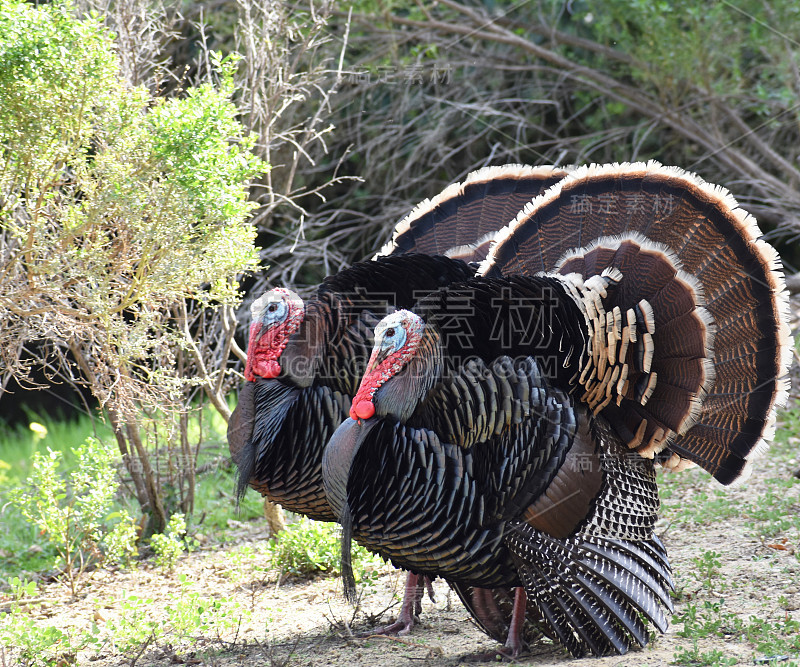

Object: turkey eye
[385,327,395,338]
[267,303,278,313]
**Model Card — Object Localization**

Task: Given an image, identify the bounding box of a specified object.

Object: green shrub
[7,437,137,596]
[269,518,384,583]
[0,0,267,532]
[270,518,341,577]
[103,510,140,568]
[151,513,190,572]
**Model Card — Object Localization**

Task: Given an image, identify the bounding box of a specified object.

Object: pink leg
[470,587,506,634]
[461,587,528,662]
[423,575,436,604]
[503,587,527,657]
[366,571,425,636]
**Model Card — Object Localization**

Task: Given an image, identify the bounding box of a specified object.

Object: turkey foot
[363,571,430,636]
[461,587,528,662]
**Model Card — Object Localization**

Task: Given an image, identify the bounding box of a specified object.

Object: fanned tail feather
[480,161,792,484]
[505,521,673,657]
[578,537,672,629]
[375,165,569,261]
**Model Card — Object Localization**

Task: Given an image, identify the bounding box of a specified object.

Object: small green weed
[746,477,800,539]
[673,595,800,665]
[106,593,162,655]
[106,575,253,658]
[672,599,739,666]
[103,510,140,568]
[151,513,195,572]
[675,600,738,640]
[688,551,726,593]
[222,542,272,583]
[739,614,800,655]
[269,518,384,583]
[0,577,102,666]
[0,414,124,579]
[166,573,251,639]
[672,644,738,666]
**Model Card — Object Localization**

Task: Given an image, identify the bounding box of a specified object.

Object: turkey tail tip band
[375,164,570,260]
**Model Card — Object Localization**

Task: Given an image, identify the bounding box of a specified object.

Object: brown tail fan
[480,161,792,485]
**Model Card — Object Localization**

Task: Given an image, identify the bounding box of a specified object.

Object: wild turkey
[322,161,792,657]
[228,165,568,632]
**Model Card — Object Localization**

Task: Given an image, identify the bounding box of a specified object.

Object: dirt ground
[9,434,800,667]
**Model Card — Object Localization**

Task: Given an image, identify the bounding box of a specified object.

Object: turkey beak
[365,345,392,375]
[322,417,379,518]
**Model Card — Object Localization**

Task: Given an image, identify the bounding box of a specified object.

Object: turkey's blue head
[349,309,425,421]
[245,288,305,382]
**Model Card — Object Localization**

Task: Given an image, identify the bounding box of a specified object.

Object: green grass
[0,404,264,584]
[746,477,800,539]
[0,421,384,666]
[0,411,114,579]
[662,407,800,667]
[0,409,114,484]
[192,458,265,534]
[2,402,798,664]
[672,597,800,666]
[659,418,800,537]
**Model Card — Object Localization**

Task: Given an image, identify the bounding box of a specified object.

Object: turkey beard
[323,416,380,603]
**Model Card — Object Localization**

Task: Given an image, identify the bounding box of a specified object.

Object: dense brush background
[83,0,800,287]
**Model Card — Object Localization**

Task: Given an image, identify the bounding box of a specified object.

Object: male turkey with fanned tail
[322,161,792,658]
[228,165,568,635]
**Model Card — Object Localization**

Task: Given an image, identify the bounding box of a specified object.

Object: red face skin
[244,288,305,382]
[349,310,424,421]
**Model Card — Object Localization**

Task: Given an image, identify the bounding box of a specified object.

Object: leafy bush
[103,510,140,568]
[7,437,137,596]
[0,0,267,533]
[270,518,341,577]
[151,513,190,572]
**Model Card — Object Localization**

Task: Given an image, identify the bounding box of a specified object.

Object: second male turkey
[228,165,568,633]
[322,161,792,657]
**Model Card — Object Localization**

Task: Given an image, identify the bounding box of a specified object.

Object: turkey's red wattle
[350,400,376,421]
[260,359,281,379]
